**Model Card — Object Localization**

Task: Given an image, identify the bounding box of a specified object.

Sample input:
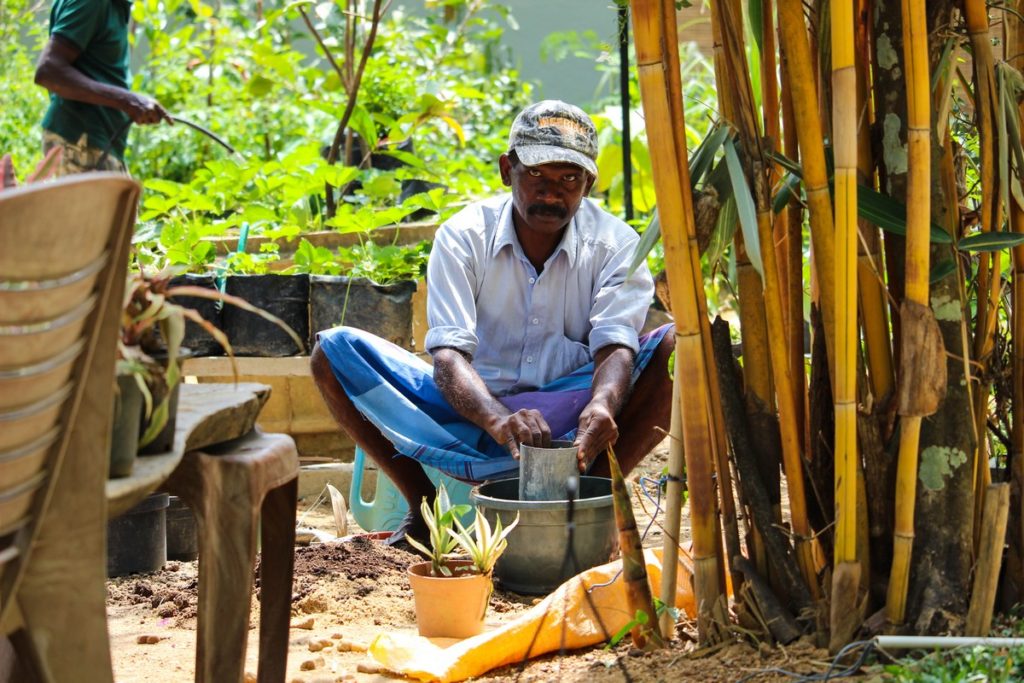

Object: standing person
[34,0,171,175]
[312,100,674,548]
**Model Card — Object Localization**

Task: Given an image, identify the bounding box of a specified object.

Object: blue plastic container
[348,447,475,532]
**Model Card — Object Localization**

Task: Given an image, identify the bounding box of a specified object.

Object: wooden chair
[0,173,140,682]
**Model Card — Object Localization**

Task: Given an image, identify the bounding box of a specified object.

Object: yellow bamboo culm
[830,0,862,649]
[964,0,1002,550]
[754,187,820,597]
[630,0,724,643]
[853,0,895,404]
[886,0,931,625]
[776,0,838,378]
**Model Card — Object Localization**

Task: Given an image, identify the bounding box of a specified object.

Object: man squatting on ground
[35,0,170,175]
[312,100,675,548]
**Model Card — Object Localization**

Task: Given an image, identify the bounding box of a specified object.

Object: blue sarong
[316,324,672,482]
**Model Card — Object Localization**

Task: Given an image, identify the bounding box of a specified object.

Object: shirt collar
[492,197,579,268]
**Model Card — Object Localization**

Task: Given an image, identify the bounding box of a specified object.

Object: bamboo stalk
[663,0,744,599]
[964,0,1003,553]
[830,0,862,649]
[608,445,665,649]
[755,180,820,597]
[659,376,684,639]
[886,0,930,624]
[854,0,895,404]
[966,483,1010,636]
[778,50,809,451]
[630,0,725,643]
[1011,200,1024,598]
[777,0,838,377]
[852,0,879,587]
[1011,4,1024,593]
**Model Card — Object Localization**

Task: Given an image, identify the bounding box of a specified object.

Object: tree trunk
[873,0,975,632]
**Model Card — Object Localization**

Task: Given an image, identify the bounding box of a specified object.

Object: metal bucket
[518,440,579,501]
[471,476,618,595]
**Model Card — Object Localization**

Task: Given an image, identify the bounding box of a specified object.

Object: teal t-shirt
[41,0,133,160]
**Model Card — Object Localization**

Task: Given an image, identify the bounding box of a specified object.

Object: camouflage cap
[508,100,599,177]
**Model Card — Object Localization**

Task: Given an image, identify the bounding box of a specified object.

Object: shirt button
[526,356,534,363]
[531,318,539,325]
[528,277,536,284]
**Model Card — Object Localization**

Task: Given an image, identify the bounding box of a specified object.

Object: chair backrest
[0,173,139,620]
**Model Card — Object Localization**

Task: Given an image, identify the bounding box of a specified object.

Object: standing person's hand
[573,401,618,472]
[487,409,552,459]
[123,93,171,125]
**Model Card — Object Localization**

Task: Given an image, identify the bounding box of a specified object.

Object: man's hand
[434,347,553,460]
[573,400,618,472]
[488,409,551,460]
[573,343,634,472]
[122,93,171,125]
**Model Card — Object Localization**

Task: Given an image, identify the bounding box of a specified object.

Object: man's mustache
[527,203,568,219]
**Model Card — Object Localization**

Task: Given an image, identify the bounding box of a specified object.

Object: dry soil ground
[105,439,859,683]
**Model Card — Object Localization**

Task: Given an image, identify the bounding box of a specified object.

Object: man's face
[499,154,595,237]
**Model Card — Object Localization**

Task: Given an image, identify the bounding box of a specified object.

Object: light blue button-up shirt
[425,194,654,396]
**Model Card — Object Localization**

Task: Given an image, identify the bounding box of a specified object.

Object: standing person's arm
[35,35,169,124]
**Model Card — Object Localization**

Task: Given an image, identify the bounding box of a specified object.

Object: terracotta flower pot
[407,559,491,638]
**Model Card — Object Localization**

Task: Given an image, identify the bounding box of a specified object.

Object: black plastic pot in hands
[168,273,224,357]
[309,276,417,350]
[222,274,309,357]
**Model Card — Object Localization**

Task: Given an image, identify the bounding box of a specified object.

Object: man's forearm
[36,47,132,111]
[432,347,551,456]
[590,344,634,415]
[432,347,510,434]
[573,344,634,470]
[35,36,169,125]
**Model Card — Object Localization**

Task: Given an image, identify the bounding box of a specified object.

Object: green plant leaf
[605,609,649,649]
[958,232,1024,252]
[857,185,954,244]
[772,171,803,214]
[724,137,763,276]
[627,212,660,277]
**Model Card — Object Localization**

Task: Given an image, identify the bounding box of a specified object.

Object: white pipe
[876,635,1024,649]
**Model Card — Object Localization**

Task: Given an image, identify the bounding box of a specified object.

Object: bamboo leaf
[748,0,764,54]
[857,185,953,244]
[627,123,730,276]
[689,123,730,188]
[772,171,803,214]
[628,212,660,276]
[998,66,1011,222]
[724,137,763,276]
[705,194,738,267]
[766,149,803,176]
[958,232,1024,251]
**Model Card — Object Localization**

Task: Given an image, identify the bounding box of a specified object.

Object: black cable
[733,639,877,683]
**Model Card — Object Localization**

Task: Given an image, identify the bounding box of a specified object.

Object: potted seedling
[405,483,518,639]
[119,266,305,457]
